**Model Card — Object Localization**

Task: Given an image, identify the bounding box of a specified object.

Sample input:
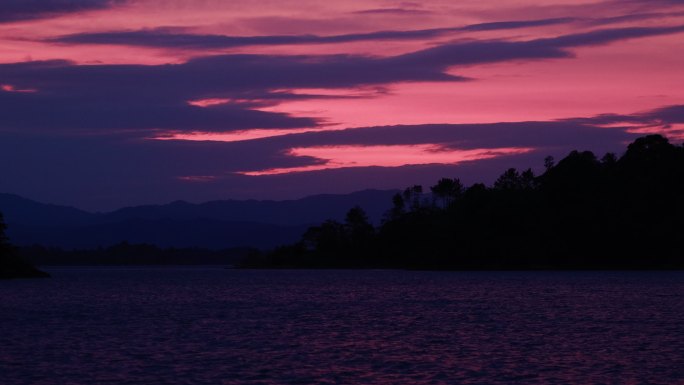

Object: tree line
[241,135,684,269]
[18,243,253,266]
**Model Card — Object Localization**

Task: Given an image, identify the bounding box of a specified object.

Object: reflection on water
[1,268,683,384]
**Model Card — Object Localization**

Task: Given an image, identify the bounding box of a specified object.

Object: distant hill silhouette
[0,190,396,249]
[0,193,93,227]
[103,190,396,226]
[241,135,684,270]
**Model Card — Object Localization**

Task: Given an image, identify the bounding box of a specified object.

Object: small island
[241,135,684,270]
[0,213,49,279]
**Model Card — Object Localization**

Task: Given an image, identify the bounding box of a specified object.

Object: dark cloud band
[3,25,683,135]
[51,18,576,49]
[0,0,123,23]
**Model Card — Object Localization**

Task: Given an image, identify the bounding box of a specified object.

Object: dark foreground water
[1,268,683,384]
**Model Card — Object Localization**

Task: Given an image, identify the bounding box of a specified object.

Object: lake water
[1,268,683,384]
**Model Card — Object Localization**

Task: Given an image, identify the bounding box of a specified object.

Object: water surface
[1,268,683,384]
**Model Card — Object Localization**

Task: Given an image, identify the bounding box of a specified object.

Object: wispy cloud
[238,145,533,175]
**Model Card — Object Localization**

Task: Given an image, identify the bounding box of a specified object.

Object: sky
[1,0,683,210]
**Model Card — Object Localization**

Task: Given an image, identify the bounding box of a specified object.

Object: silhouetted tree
[345,206,375,261]
[430,178,463,208]
[624,134,673,160]
[302,220,346,255]
[0,212,10,259]
[544,155,555,170]
[403,185,424,210]
[520,169,537,190]
[0,211,49,278]
[494,168,523,190]
[345,206,374,237]
[601,152,617,165]
[385,193,406,221]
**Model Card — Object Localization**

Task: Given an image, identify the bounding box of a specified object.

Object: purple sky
[1,0,683,210]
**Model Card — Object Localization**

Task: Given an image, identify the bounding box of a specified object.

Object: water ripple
[1,269,683,384]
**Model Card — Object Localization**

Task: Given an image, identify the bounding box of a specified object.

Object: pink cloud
[626,123,684,140]
[187,98,232,107]
[1,84,36,93]
[158,127,342,143]
[238,144,533,175]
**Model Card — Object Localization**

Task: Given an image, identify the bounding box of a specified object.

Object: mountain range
[0,190,396,250]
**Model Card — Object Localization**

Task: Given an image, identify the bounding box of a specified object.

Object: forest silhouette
[241,135,684,269]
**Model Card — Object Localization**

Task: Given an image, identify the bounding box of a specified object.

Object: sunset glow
[2,4,684,384]
[0,0,683,209]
